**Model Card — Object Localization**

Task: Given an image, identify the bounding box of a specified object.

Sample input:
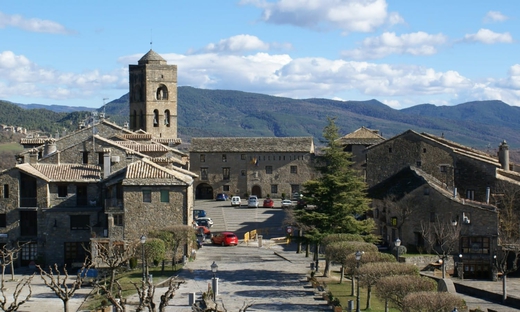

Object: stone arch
[153,109,159,127]
[196,183,213,200]
[164,109,170,127]
[251,185,262,198]
[156,84,168,100]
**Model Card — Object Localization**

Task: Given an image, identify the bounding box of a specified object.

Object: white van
[231,196,242,207]
[247,195,259,208]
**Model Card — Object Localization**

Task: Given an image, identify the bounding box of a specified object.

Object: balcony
[105,198,124,212]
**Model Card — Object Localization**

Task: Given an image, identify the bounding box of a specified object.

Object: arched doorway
[251,185,262,198]
[196,183,213,199]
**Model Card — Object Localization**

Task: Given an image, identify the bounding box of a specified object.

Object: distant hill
[4,87,520,150]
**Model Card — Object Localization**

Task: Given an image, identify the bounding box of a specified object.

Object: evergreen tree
[295,118,376,269]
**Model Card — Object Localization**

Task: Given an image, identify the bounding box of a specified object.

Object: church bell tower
[129,50,177,139]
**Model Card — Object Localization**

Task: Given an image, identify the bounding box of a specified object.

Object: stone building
[336,126,385,174]
[366,130,520,279]
[189,137,315,199]
[0,50,197,266]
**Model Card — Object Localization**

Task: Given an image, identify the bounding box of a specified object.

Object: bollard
[347,300,354,312]
[188,292,196,306]
[310,262,315,271]
[258,235,263,247]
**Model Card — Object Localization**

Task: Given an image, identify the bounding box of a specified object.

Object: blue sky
[1,0,519,109]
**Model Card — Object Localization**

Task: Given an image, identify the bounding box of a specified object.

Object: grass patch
[0,142,23,152]
[79,264,182,310]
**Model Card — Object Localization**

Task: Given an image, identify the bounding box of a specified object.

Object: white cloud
[186,34,287,55]
[0,11,73,34]
[241,0,403,34]
[484,11,508,23]
[342,31,447,60]
[463,28,513,44]
[0,51,121,100]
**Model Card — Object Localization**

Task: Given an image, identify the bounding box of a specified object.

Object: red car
[211,232,238,246]
[263,198,274,208]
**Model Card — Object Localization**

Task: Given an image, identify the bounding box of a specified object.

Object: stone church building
[0,50,197,266]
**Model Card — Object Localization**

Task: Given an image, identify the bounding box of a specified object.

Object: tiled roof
[138,49,167,65]
[120,133,152,140]
[17,163,101,182]
[124,158,194,185]
[337,127,385,145]
[20,138,47,145]
[190,137,314,153]
[153,138,182,145]
[114,141,169,152]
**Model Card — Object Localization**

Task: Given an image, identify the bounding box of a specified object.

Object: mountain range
[3,87,520,151]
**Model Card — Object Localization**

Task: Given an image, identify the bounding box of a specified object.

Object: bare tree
[36,263,88,312]
[402,291,465,312]
[324,241,377,284]
[354,254,400,310]
[0,274,33,312]
[91,239,139,294]
[0,243,24,281]
[95,280,127,312]
[381,194,416,240]
[421,215,461,278]
[375,275,436,311]
[130,277,184,312]
[493,181,520,302]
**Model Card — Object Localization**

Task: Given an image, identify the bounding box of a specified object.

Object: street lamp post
[140,235,147,282]
[395,238,401,262]
[355,250,363,312]
[211,261,219,298]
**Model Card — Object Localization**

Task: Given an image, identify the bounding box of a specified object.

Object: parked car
[296,198,307,208]
[247,196,259,208]
[193,209,206,218]
[230,196,242,207]
[263,198,274,208]
[281,199,293,208]
[215,193,228,201]
[195,225,211,236]
[195,216,214,228]
[211,232,238,246]
[196,219,212,228]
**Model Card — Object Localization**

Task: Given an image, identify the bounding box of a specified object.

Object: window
[143,190,151,203]
[3,184,8,198]
[222,154,227,162]
[271,185,278,194]
[200,154,205,162]
[440,165,447,172]
[423,148,427,153]
[82,151,89,164]
[153,109,159,127]
[265,166,273,174]
[389,148,392,153]
[223,185,230,192]
[391,217,397,226]
[241,154,246,160]
[0,214,6,227]
[423,187,430,195]
[58,185,68,198]
[241,170,246,176]
[113,215,124,226]
[164,110,170,127]
[466,190,475,200]
[461,237,490,254]
[223,167,230,180]
[160,190,169,203]
[98,152,104,165]
[21,242,37,263]
[70,215,90,230]
[290,166,298,174]
[416,161,421,167]
[200,168,208,180]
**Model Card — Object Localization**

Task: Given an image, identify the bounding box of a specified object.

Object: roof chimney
[499,140,509,171]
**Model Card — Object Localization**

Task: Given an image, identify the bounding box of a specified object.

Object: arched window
[156,85,168,100]
[164,110,170,127]
[153,110,159,127]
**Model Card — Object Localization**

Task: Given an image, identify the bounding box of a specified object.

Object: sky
[1,0,520,109]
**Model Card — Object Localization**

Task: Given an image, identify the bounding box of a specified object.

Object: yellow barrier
[244,232,250,243]
[250,229,257,240]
